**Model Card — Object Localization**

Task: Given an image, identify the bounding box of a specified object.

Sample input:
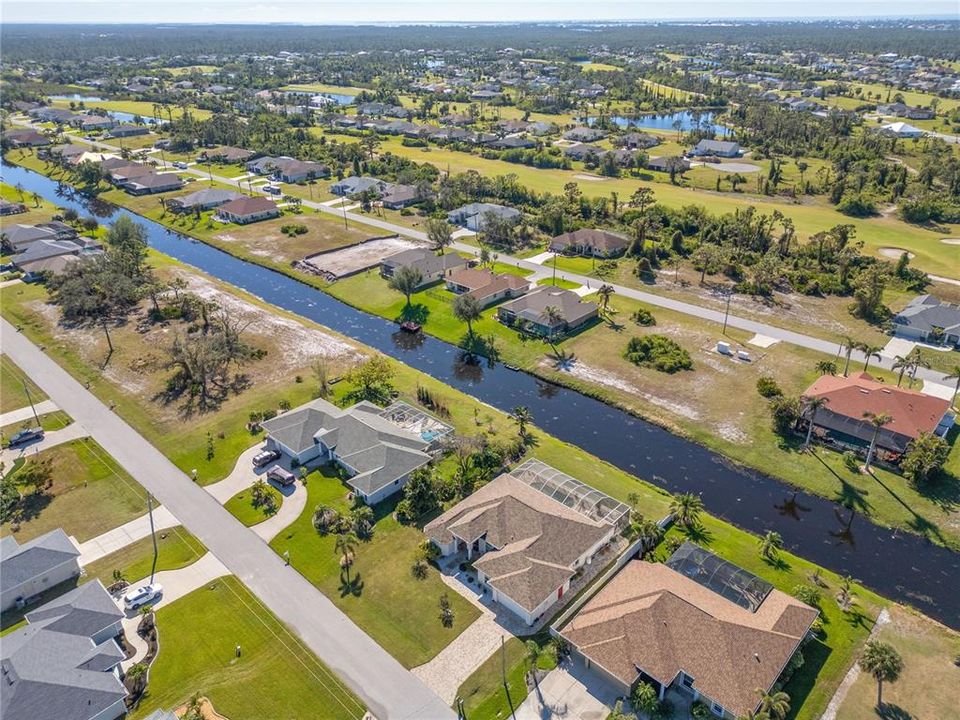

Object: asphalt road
[0,319,456,720]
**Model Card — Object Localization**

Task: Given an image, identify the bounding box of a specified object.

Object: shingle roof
[425,473,612,612]
[0,529,80,591]
[169,188,243,209]
[218,196,277,217]
[499,287,598,328]
[549,228,629,254]
[13,239,83,264]
[893,294,960,334]
[560,560,817,717]
[382,248,467,277]
[25,580,124,638]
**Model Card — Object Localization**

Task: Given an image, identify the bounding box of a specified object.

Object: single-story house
[69,114,117,131]
[445,267,531,307]
[425,460,626,626]
[0,199,28,216]
[892,295,960,347]
[2,129,50,148]
[2,222,78,253]
[261,398,442,505]
[27,107,76,124]
[802,372,954,457]
[490,136,537,150]
[560,544,818,720]
[216,196,280,224]
[2,580,127,720]
[41,143,88,165]
[107,124,150,138]
[107,163,155,184]
[122,172,184,195]
[11,238,86,274]
[330,176,388,197]
[167,188,245,213]
[245,156,328,182]
[200,146,256,164]
[447,203,521,232]
[880,122,924,138]
[380,247,468,288]
[563,126,606,143]
[615,132,660,149]
[497,286,598,337]
[563,143,606,162]
[646,156,692,173]
[0,530,81,612]
[380,184,429,210]
[549,228,629,258]
[689,139,741,158]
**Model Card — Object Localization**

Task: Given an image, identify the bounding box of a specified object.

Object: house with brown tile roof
[425,467,621,626]
[497,286,598,338]
[559,546,818,719]
[215,196,280,224]
[549,228,630,258]
[445,268,531,307]
[802,372,953,456]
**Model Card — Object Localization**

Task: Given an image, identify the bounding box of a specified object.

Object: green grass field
[1,353,47,413]
[1,438,148,542]
[1,410,72,437]
[50,98,213,120]
[131,576,365,720]
[82,525,206,586]
[224,485,283,527]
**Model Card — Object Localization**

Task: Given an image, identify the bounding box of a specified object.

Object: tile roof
[560,560,817,717]
[218,196,278,216]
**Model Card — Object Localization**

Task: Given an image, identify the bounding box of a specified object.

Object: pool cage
[378,401,453,449]
[666,541,773,613]
[510,458,632,530]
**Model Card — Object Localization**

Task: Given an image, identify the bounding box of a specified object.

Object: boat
[503,364,520,371]
[400,320,421,333]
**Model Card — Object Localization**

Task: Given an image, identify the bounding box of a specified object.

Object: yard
[131,575,365,720]
[224,485,283,527]
[0,353,47,413]
[0,438,148,542]
[268,465,481,669]
[82,525,206,587]
[1,409,72,437]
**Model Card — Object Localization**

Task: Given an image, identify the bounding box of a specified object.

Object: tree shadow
[774,491,813,522]
[339,571,364,598]
[7,490,53,527]
[877,703,913,720]
[762,555,792,572]
[682,523,713,545]
[397,303,430,325]
[458,333,500,364]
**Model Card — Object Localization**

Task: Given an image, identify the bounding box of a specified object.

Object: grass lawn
[536,277,582,290]
[49,98,213,120]
[224,485,282,527]
[82,525,206,587]
[1,438,148,542]
[1,353,47,413]
[833,604,960,720]
[268,465,481,669]
[1,410,72,437]
[579,62,623,73]
[281,82,366,96]
[131,575,365,720]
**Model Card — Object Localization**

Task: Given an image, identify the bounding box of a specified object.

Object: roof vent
[859,389,870,394]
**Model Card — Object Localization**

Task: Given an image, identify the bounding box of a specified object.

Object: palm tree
[452,293,482,338]
[525,639,543,688]
[814,360,836,376]
[944,365,960,407]
[836,575,856,611]
[512,405,533,439]
[756,689,790,720]
[540,305,564,340]
[862,411,892,472]
[840,336,857,377]
[334,531,358,585]
[758,530,784,561]
[631,517,665,550]
[906,348,930,388]
[670,492,703,529]
[861,344,883,373]
[631,680,659,716]
[891,354,910,387]
[801,395,829,449]
[859,640,903,709]
[596,284,615,315]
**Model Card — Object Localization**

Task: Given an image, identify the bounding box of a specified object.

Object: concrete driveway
[513,656,623,720]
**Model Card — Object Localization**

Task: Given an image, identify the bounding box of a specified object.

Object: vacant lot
[132,576,365,720]
[303,236,424,278]
[0,438,147,542]
[0,353,47,413]
[82,525,206,586]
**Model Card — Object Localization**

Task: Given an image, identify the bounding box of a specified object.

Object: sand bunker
[878,247,915,259]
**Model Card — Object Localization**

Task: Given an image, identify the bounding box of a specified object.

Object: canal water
[2,160,957,628]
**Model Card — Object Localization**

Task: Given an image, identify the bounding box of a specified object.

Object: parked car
[173,161,188,169]
[253,448,281,467]
[263,184,281,195]
[123,583,163,610]
[6,427,44,447]
[267,465,296,487]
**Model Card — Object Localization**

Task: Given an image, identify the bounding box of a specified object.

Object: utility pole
[722,288,732,336]
[22,381,40,426]
[341,200,348,230]
[147,493,159,584]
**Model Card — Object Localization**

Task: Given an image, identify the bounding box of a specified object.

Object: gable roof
[169,188,243,209]
[803,372,951,441]
[893,294,960,334]
[0,529,80,592]
[560,559,817,717]
[426,473,612,612]
[218,196,278,217]
[550,228,629,254]
[13,239,84,264]
[382,247,467,276]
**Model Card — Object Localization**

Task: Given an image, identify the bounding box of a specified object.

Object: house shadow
[782,634,833,714]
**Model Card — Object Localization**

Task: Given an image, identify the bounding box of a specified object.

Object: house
[880,121,924,138]
[11,239,86,276]
[2,222,78,253]
[215,196,280,224]
[41,143,88,165]
[246,156,328,182]
[490,136,537,150]
[497,286,599,337]
[0,199,28,216]
[647,156,692,173]
[380,184,429,210]
[1,580,127,720]
[549,228,630,258]
[261,399,448,504]
[559,543,818,720]
[689,139,741,158]
[892,295,960,347]
[801,372,954,457]
[167,188,245,213]
[107,163,155,184]
[330,176,388,197]
[380,247,468,288]
[199,146,255,164]
[563,126,606,142]
[0,530,81,612]
[447,203,521,232]
[615,132,660,149]
[563,143,606,162]
[2,129,50,148]
[107,124,150,138]
[69,114,116,132]
[122,172,184,195]
[444,267,531,307]
[425,460,627,626]
[27,107,75,124]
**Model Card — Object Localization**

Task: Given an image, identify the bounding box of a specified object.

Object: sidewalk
[77,506,179,567]
[0,399,58,427]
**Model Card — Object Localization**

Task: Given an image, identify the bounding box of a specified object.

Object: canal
[3,160,958,628]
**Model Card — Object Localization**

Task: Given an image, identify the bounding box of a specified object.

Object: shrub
[793,584,821,608]
[280,223,308,236]
[756,375,783,398]
[769,395,801,436]
[691,702,712,720]
[631,308,657,326]
[624,335,693,373]
[843,450,860,472]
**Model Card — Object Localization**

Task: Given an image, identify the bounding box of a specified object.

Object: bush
[631,308,657,326]
[756,375,783,398]
[691,702,712,720]
[280,223,308,236]
[836,192,877,217]
[843,450,860,472]
[624,335,693,373]
[769,395,801,436]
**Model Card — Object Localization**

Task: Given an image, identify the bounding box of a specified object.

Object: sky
[1,1,958,24]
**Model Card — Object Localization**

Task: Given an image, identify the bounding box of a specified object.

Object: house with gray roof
[2,222,78,253]
[689,139,741,158]
[1,530,81,612]
[261,398,443,504]
[892,294,960,347]
[167,188,244,213]
[1,580,127,720]
[330,176,388,197]
[380,247,468,289]
[497,286,599,338]
[447,203,521,232]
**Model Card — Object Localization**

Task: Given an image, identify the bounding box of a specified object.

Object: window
[681,673,695,689]
[711,702,724,716]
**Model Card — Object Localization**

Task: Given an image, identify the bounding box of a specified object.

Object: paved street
[0,318,455,720]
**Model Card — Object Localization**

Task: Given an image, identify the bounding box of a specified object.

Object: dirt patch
[878,247,915,259]
[300,236,425,279]
[176,696,230,720]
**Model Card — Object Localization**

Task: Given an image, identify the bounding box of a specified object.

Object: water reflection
[774,491,812,521]
[452,353,484,384]
[390,329,425,352]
